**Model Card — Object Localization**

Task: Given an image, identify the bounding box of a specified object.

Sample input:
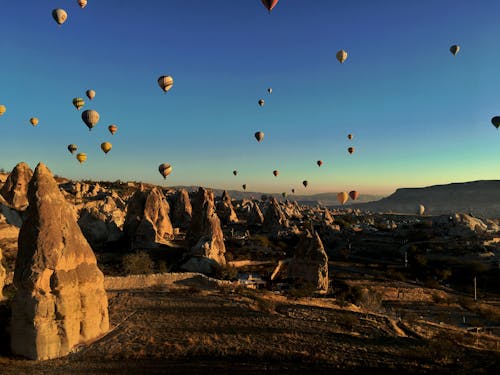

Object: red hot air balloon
[317,160,323,167]
[261,0,279,13]
[349,191,360,201]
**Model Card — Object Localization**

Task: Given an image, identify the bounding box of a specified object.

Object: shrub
[122,251,155,275]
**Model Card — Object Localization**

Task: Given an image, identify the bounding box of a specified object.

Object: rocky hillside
[349,180,500,217]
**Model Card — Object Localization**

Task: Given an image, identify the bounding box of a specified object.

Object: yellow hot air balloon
[76,153,87,164]
[158,163,172,179]
[0,105,6,117]
[52,9,68,25]
[86,89,96,100]
[108,124,118,135]
[158,76,174,93]
[81,110,100,131]
[337,192,349,205]
[73,97,85,110]
[336,50,348,64]
[101,142,112,154]
[30,117,39,127]
[78,0,88,9]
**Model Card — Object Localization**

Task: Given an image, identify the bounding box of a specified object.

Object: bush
[122,251,155,275]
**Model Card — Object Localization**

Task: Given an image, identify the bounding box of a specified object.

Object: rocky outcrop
[282,200,303,220]
[217,190,238,225]
[288,230,329,293]
[183,188,226,274]
[433,213,488,237]
[11,163,109,360]
[323,209,334,225]
[263,198,289,233]
[0,162,33,210]
[171,189,192,228]
[247,201,264,226]
[0,246,5,300]
[124,187,174,249]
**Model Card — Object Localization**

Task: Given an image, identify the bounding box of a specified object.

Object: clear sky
[0,0,499,195]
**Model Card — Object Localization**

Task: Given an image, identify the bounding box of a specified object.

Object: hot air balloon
[158,163,172,179]
[72,97,85,110]
[254,131,264,142]
[349,190,359,201]
[450,45,460,56]
[52,9,68,25]
[242,184,247,190]
[78,0,87,9]
[261,0,279,13]
[273,170,279,177]
[233,170,238,176]
[267,88,273,94]
[258,99,265,107]
[0,105,6,117]
[86,90,95,100]
[158,76,174,93]
[348,147,355,154]
[491,116,500,129]
[291,188,295,194]
[302,180,308,188]
[76,153,87,164]
[336,50,348,64]
[101,142,112,154]
[317,160,323,167]
[337,192,349,205]
[281,192,287,198]
[81,110,100,131]
[108,124,118,135]
[30,117,39,127]
[67,144,77,154]
[348,134,353,140]
[417,204,425,216]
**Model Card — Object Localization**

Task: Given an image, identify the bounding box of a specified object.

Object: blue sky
[0,0,499,194]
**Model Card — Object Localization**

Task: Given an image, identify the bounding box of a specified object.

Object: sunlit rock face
[11,163,109,360]
[217,190,238,225]
[0,162,33,210]
[183,187,226,274]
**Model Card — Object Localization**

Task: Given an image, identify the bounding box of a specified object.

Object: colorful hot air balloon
[267,88,273,94]
[255,131,264,142]
[302,180,308,188]
[336,50,348,64]
[348,134,353,140]
[67,144,77,154]
[86,90,95,100]
[258,99,265,107]
[76,153,87,164]
[337,192,349,205]
[158,163,172,179]
[261,0,279,13]
[348,147,355,154]
[0,105,6,117]
[158,76,174,93]
[349,190,359,201]
[491,116,500,129]
[78,0,87,9]
[52,9,68,25]
[30,117,39,127]
[72,97,85,110]
[233,170,238,176]
[242,184,247,190]
[273,170,279,177]
[81,110,99,131]
[417,204,425,216]
[317,160,323,167]
[108,124,118,135]
[450,45,460,56]
[101,142,112,154]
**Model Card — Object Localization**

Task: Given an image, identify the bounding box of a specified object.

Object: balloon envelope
[81,110,100,130]
[450,45,460,56]
[72,97,85,110]
[349,190,359,201]
[158,76,174,92]
[0,105,5,116]
[417,204,425,216]
[317,160,323,167]
[30,117,39,127]
[86,89,95,100]
[258,99,265,107]
[336,50,348,64]
[348,134,353,140]
[302,180,308,188]
[233,170,238,176]
[78,0,87,9]
[348,147,355,154]
[52,9,68,25]
[108,124,118,135]
[267,88,272,94]
[67,144,77,154]
[491,116,500,129]
[337,192,349,205]
[101,142,112,154]
[76,153,87,164]
[254,131,264,142]
[158,163,172,179]
[261,0,279,12]
[242,184,247,190]
[273,170,279,177]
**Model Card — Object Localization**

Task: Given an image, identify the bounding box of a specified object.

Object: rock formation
[288,230,329,293]
[433,213,488,237]
[171,189,192,228]
[124,187,174,248]
[0,246,5,300]
[323,209,334,225]
[263,197,289,233]
[183,187,226,274]
[217,190,238,225]
[247,201,264,226]
[11,163,109,360]
[0,162,33,210]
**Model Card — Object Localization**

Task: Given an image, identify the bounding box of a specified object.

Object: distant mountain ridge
[348,180,500,218]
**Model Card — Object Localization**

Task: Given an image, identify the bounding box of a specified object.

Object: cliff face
[349,181,500,217]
